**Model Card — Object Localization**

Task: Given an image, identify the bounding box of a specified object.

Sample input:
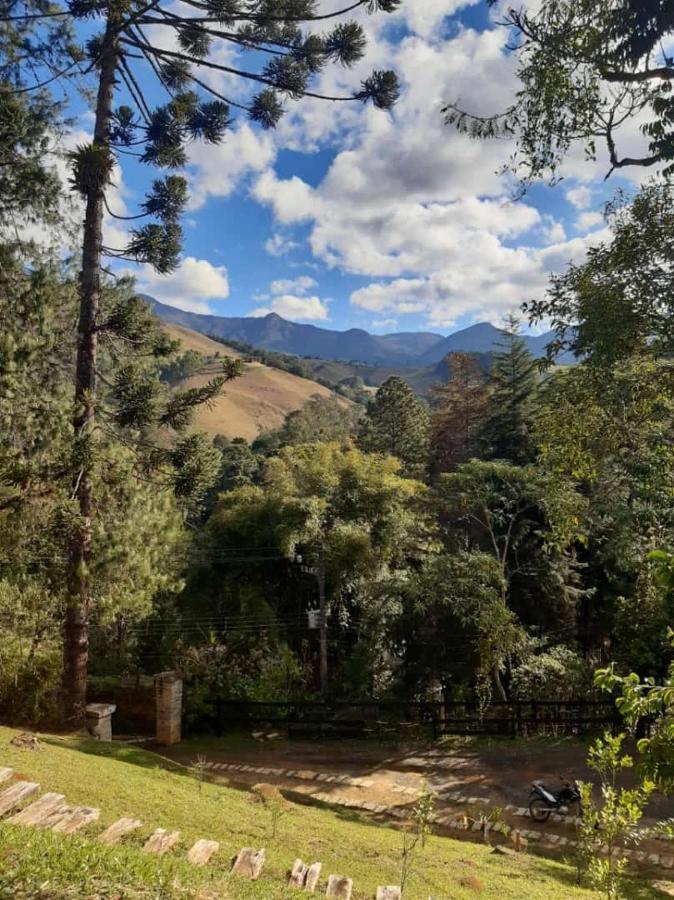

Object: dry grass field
[163,324,347,441]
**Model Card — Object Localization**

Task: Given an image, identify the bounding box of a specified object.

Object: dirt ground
[161,731,674,853]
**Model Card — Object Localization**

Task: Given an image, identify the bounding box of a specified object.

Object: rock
[9,733,41,751]
[0,768,13,784]
[325,874,352,898]
[376,888,402,899]
[0,781,40,816]
[232,847,266,880]
[98,817,143,845]
[143,828,181,855]
[492,846,518,858]
[8,793,65,826]
[187,839,220,866]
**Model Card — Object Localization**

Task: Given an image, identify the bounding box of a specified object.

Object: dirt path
[161,733,674,867]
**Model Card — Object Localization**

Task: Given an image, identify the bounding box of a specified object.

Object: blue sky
[62,0,645,336]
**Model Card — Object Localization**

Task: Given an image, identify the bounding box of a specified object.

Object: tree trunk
[61,20,118,726]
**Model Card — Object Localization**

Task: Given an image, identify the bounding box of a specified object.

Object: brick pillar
[154,671,183,746]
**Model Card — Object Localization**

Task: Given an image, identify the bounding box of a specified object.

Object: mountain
[148,297,570,367]
[161,323,350,441]
[417,321,571,364]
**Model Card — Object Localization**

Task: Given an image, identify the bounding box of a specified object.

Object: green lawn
[0,726,663,899]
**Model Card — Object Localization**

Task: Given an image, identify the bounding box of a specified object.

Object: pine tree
[428,353,489,480]
[481,315,538,465]
[2,0,401,722]
[358,376,429,478]
[0,0,74,234]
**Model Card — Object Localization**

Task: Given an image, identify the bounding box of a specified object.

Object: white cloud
[132,256,230,313]
[575,211,604,231]
[188,123,275,210]
[265,233,300,256]
[566,186,593,209]
[269,275,317,296]
[250,294,329,321]
[372,318,399,330]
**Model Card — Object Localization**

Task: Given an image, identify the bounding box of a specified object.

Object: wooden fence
[194,697,621,739]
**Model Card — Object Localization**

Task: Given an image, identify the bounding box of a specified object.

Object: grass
[0,726,663,899]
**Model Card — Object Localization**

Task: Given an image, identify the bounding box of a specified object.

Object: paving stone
[648,854,661,866]
[52,806,100,834]
[143,828,181,855]
[633,851,646,862]
[0,768,13,784]
[98,817,143,845]
[8,793,65,826]
[325,874,353,898]
[0,781,40,816]
[289,859,322,892]
[660,856,674,869]
[187,839,219,866]
[376,888,402,899]
[513,807,528,817]
[232,847,265,880]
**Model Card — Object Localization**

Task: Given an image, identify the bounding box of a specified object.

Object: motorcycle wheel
[528,796,552,823]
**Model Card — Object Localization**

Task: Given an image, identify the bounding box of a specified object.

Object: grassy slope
[164,324,345,442]
[0,727,659,899]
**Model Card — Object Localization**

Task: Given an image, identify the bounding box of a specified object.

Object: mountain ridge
[147,296,566,366]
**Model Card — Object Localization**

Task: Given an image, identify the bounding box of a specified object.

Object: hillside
[163,324,347,441]
[148,297,567,367]
[0,725,638,900]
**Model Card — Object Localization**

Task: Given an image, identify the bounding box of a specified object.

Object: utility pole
[297,553,328,699]
[317,564,328,700]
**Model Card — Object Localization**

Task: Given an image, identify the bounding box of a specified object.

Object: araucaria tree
[3,0,401,723]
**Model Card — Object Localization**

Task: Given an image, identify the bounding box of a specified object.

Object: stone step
[8,793,65,826]
[52,806,100,834]
[187,839,219,866]
[143,828,181,855]
[232,847,265,880]
[289,859,322,892]
[326,874,353,898]
[0,781,40,816]
[98,817,143,845]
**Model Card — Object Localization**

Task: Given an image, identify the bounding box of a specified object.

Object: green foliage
[358,376,430,478]
[414,551,524,700]
[528,183,674,366]
[576,732,654,899]
[400,785,436,896]
[535,357,674,660]
[446,0,674,185]
[481,316,538,465]
[510,644,592,702]
[596,624,674,792]
[259,395,362,452]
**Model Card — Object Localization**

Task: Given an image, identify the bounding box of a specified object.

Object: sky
[59,0,649,336]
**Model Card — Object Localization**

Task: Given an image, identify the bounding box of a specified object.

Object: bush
[510,645,592,701]
[0,633,61,724]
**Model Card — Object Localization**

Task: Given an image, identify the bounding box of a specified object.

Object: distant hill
[162,323,349,441]
[148,297,570,367]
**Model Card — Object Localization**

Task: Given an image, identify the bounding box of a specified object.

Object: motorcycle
[528,778,583,822]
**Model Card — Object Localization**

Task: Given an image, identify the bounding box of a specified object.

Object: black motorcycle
[528,778,583,822]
